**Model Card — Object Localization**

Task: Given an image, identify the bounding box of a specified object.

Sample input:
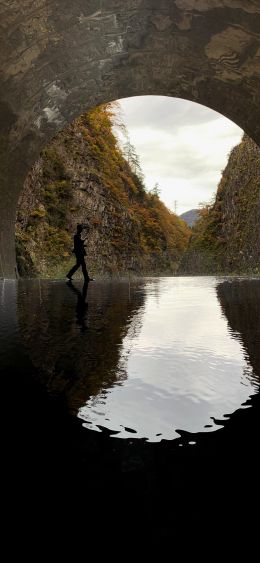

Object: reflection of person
[67,280,89,331]
[66,224,93,282]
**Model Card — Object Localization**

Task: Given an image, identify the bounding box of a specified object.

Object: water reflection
[17,279,145,412]
[217,279,260,383]
[78,277,259,440]
[13,276,260,442]
[66,280,89,332]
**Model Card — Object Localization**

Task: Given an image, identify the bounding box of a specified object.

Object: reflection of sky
[79,278,257,442]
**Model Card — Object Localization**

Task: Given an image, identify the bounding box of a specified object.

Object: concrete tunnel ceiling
[0,0,260,278]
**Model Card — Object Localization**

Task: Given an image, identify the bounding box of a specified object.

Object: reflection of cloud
[115,96,243,214]
[79,278,256,442]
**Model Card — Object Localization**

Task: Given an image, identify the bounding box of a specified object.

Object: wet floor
[1,276,260,544]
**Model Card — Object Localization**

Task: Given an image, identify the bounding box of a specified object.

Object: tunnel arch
[0,0,260,277]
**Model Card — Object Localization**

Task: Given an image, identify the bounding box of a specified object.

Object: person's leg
[81,258,89,282]
[66,260,80,279]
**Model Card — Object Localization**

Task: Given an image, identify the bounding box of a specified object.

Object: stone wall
[1,0,260,276]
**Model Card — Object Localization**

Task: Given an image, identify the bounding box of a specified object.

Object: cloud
[115,96,243,214]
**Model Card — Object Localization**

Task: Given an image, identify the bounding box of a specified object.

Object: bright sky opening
[114,96,243,215]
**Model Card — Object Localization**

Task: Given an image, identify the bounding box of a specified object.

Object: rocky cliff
[15,104,190,278]
[181,135,260,274]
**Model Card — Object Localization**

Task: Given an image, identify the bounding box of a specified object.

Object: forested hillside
[15,103,190,278]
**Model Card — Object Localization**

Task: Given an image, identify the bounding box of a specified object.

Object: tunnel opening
[13,95,259,280]
[10,93,260,441]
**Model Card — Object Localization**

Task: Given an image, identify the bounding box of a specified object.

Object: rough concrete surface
[0,0,260,277]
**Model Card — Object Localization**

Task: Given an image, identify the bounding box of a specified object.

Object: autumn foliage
[16,103,190,277]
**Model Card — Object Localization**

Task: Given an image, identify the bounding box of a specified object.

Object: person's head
[76,224,83,234]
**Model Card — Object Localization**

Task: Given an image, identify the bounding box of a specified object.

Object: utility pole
[174,200,178,214]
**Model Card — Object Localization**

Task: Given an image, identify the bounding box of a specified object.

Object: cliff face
[181,135,260,274]
[15,105,190,278]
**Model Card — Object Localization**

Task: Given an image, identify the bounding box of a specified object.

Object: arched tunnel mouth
[14,93,248,282]
[7,95,260,443]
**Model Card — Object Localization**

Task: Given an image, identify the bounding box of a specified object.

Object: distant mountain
[180,209,199,228]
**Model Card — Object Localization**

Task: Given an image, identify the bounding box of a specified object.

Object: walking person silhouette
[66,224,93,282]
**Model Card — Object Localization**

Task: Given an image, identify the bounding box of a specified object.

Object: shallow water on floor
[1,276,258,442]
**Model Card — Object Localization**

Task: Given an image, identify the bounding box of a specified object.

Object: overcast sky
[114,96,243,215]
